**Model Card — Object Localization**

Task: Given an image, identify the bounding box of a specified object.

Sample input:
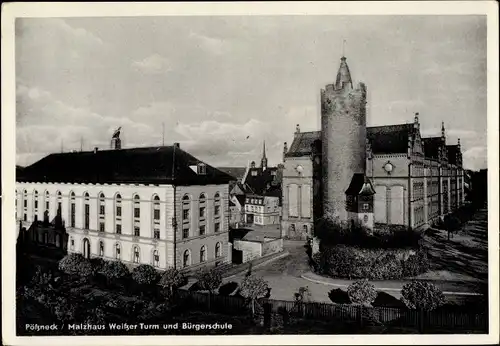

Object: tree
[101,260,129,285]
[159,268,186,297]
[132,264,159,285]
[239,275,269,317]
[444,214,461,240]
[58,253,86,276]
[347,279,377,307]
[195,267,222,294]
[401,281,445,311]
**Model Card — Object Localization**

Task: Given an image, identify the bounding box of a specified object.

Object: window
[57,191,62,215]
[215,242,221,258]
[199,225,206,236]
[154,229,160,239]
[133,195,140,218]
[214,193,221,221]
[134,226,140,237]
[215,222,220,233]
[183,209,190,220]
[115,193,122,235]
[70,237,75,250]
[34,190,39,210]
[45,191,50,212]
[23,190,28,221]
[70,192,75,227]
[84,193,90,229]
[116,206,122,217]
[200,246,207,263]
[99,193,105,216]
[183,250,191,268]
[153,195,160,222]
[115,243,121,259]
[133,246,140,263]
[99,241,104,257]
[183,228,189,239]
[153,250,159,267]
[197,163,206,175]
[116,224,122,234]
[99,222,105,233]
[214,205,220,216]
[363,203,369,211]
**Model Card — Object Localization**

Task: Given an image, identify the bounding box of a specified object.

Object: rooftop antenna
[80,137,83,152]
[162,122,165,146]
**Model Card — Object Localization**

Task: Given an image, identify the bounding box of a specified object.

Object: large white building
[16,143,234,271]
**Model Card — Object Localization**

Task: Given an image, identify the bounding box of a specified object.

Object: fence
[174,290,488,332]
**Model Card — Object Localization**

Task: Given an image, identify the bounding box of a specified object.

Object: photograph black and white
[2,2,499,345]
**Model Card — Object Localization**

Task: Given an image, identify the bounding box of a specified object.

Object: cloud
[463,146,487,171]
[132,54,171,74]
[189,32,227,55]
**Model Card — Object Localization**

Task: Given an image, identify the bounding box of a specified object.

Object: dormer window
[197,163,206,175]
[251,170,258,176]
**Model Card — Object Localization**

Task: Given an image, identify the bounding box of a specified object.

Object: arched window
[182,195,190,239]
[183,249,191,268]
[133,195,140,237]
[82,238,91,259]
[23,190,28,221]
[56,191,62,216]
[214,192,221,233]
[115,243,121,259]
[70,192,76,227]
[115,193,122,234]
[98,193,105,232]
[33,190,39,215]
[215,242,222,258]
[99,241,104,257]
[153,195,160,239]
[44,191,50,213]
[84,193,90,229]
[133,245,140,263]
[153,250,159,267]
[199,193,206,236]
[200,245,207,263]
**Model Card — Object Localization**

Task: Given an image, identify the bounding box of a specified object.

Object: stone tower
[321,56,367,222]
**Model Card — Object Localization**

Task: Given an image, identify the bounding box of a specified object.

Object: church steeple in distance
[261,140,268,170]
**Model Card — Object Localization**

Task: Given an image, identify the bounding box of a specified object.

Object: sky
[15,15,487,170]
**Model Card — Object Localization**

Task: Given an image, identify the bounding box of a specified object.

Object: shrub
[195,267,222,294]
[328,288,351,304]
[90,258,105,273]
[59,253,86,276]
[401,281,445,311]
[402,250,429,278]
[132,264,159,286]
[102,260,129,281]
[159,268,186,296]
[347,279,377,307]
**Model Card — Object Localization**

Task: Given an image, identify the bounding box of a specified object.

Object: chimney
[295,124,301,134]
[174,143,180,148]
[94,147,99,153]
[414,112,420,130]
[251,161,256,169]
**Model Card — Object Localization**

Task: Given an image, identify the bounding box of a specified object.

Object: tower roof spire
[335,55,353,90]
[262,140,267,159]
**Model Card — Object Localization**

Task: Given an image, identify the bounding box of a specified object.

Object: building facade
[244,194,280,226]
[281,56,465,240]
[16,144,233,271]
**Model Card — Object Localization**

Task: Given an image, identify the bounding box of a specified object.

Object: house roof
[17,146,234,186]
[217,167,247,180]
[422,137,443,159]
[345,173,375,196]
[366,124,415,154]
[244,167,281,196]
[286,131,321,157]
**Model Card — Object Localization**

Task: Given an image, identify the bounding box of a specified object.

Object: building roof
[286,131,321,157]
[335,56,353,90]
[345,173,375,196]
[17,146,234,186]
[244,167,281,196]
[366,124,415,154]
[422,137,443,159]
[217,167,247,181]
